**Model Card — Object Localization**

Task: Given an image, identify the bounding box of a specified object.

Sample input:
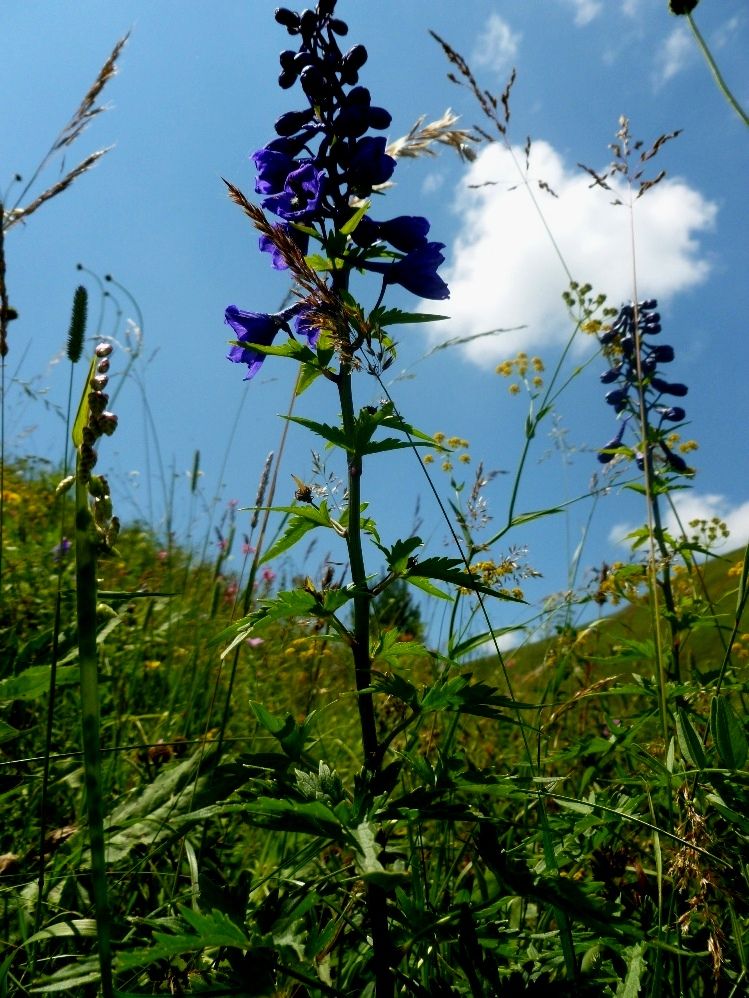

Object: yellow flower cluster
[665,432,699,455]
[688,517,730,546]
[284,635,335,663]
[427,433,470,471]
[495,352,545,395]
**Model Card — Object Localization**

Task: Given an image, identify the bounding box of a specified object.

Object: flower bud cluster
[597,300,690,474]
[77,342,120,551]
[226,1,448,380]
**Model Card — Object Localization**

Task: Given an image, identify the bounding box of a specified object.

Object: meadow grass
[2,3,749,995]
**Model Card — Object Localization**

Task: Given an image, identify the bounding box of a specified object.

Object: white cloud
[423,140,717,365]
[558,0,603,27]
[609,493,749,552]
[656,26,694,87]
[472,14,520,74]
[422,171,445,195]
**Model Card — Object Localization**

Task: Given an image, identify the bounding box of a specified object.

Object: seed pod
[95,342,113,358]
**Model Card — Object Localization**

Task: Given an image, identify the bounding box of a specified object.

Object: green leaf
[0,719,20,743]
[508,506,564,529]
[406,575,451,600]
[407,555,524,602]
[376,536,422,573]
[340,200,370,235]
[242,796,346,840]
[676,708,707,770]
[304,252,337,271]
[373,306,449,326]
[615,942,646,997]
[0,664,79,702]
[259,504,334,565]
[285,414,350,450]
[116,907,251,971]
[71,353,97,448]
[420,673,536,720]
[251,701,311,759]
[711,695,748,769]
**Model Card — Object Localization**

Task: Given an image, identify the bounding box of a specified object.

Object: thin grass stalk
[34,285,88,943]
[685,13,749,128]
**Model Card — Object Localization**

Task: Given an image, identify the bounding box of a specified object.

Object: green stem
[687,13,749,128]
[337,358,393,998]
[74,477,113,998]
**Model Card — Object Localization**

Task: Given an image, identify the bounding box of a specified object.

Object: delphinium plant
[205,3,584,994]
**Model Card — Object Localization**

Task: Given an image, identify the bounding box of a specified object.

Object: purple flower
[225,307,284,380]
[259,223,309,270]
[252,147,296,195]
[364,242,449,300]
[597,420,627,464]
[52,537,71,561]
[294,309,320,348]
[347,136,396,191]
[263,161,324,222]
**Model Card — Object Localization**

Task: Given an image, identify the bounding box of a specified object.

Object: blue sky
[2,1,747,643]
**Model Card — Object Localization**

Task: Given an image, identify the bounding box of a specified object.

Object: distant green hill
[474,548,748,697]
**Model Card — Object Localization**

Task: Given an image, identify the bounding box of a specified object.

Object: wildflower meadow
[1,1,748,995]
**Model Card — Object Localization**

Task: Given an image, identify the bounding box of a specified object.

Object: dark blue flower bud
[368,106,392,130]
[638,299,658,311]
[274,108,315,136]
[599,329,617,345]
[299,10,318,36]
[641,322,661,335]
[620,334,635,357]
[279,49,297,71]
[597,421,627,464]
[640,311,661,325]
[660,443,688,474]
[329,17,348,35]
[343,44,368,73]
[293,51,315,71]
[317,0,336,16]
[657,406,686,422]
[650,344,675,363]
[600,366,622,384]
[279,69,297,89]
[275,8,301,31]
[300,64,328,100]
[605,388,628,412]
[651,378,688,397]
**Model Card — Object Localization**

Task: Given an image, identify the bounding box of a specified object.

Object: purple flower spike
[225,307,284,380]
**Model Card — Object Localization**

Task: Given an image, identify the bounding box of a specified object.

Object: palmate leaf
[371,306,448,326]
[285,414,349,450]
[241,796,349,841]
[406,555,524,602]
[217,587,353,657]
[420,673,536,721]
[115,906,251,972]
[259,502,335,565]
[376,535,422,573]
